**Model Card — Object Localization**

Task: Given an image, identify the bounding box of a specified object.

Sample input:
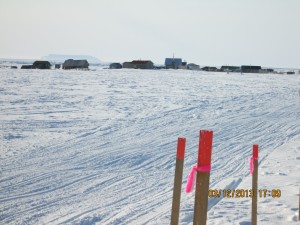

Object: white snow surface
[0,68,299,225]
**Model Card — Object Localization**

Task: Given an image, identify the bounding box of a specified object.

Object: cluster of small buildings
[20,59,89,70]
[11,57,297,75]
[109,58,191,70]
[108,58,282,74]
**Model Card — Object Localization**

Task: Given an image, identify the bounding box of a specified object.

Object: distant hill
[42,54,104,64]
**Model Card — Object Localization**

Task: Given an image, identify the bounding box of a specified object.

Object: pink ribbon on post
[250,157,258,176]
[186,165,211,193]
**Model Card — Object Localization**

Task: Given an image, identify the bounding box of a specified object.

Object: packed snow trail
[0,69,299,224]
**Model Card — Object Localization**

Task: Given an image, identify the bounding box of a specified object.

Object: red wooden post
[252,144,259,225]
[193,130,213,225]
[170,138,186,225]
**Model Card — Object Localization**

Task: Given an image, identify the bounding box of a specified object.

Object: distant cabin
[122,60,154,69]
[201,66,218,72]
[178,61,187,69]
[109,63,122,69]
[187,63,200,70]
[32,61,51,69]
[11,66,18,69]
[259,68,274,74]
[287,71,295,74]
[55,64,61,69]
[21,65,33,69]
[220,66,240,72]
[123,62,133,69]
[165,58,182,69]
[241,65,261,73]
[63,59,89,70]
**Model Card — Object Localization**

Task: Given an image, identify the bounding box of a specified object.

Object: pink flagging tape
[250,157,258,176]
[186,165,211,193]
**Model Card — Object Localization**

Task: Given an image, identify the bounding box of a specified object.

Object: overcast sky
[0,0,299,68]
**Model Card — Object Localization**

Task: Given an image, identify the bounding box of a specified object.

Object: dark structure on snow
[220,66,240,72]
[123,60,154,69]
[287,71,295,74]
[62,59,89,70]
[55,64,61,69]
[21,61,51,69]
[187,63,200,70]
[258,68,274,74]
[32,61,51,69]
[109,63,122,69]
[241,65,262,73]
[180,61,187,69]
[21,65,33,69]
[165,58,182,69]
[201,66,218,72]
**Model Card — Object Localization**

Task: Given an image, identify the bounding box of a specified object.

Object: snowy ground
[0,68,299,225]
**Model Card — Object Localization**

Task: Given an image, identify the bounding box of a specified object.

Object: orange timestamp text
[208,189,281,198]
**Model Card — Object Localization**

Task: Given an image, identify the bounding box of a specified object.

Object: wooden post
[170,137,186,225]
[193,130,213,225]
[251,144,259,225]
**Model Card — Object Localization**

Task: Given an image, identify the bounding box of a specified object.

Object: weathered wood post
[193,130,213,225]
[251,144,259,225]
[170,137,186,225]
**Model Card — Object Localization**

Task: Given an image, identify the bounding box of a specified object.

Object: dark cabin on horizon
[220,66,240,72]
[287,71,295,74]
[32,61,51,69]
[62,59,89,70]
[201,66,218,72]
[165,58,182,69]
[187,63,200,70]
[109,63,122,69]
[259,68,274,74]
[21,65,33,69]
[241,65,261,73]
[123,60,154,69]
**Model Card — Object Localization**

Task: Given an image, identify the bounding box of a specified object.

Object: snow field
[0,68,299,224]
